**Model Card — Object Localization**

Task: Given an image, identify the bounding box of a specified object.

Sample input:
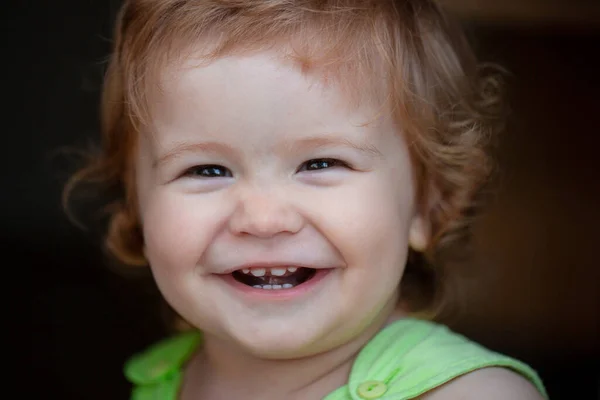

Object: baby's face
[135,50,426,358]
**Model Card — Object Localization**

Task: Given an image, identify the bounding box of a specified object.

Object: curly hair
[64,0,506,317]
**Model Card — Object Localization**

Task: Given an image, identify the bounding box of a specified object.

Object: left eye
[297,158,349,172]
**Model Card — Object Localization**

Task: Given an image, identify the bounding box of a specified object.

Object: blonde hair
[64,0,506,317]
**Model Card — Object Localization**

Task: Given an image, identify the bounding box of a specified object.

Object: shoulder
[421,367,546,400]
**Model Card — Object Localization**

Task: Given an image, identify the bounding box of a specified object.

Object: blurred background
[8,0,598,398]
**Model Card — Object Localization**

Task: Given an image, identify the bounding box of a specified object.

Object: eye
[182,164,233,178]
[297,158,349,172]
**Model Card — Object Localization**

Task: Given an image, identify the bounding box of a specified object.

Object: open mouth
[232,267,317,290]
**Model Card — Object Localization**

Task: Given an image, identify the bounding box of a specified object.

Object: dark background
[8,0,599,398]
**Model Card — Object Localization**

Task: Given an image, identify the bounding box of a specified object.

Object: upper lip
[216,262,333,275]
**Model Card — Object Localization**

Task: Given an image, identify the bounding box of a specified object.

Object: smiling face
[135,50,427,358]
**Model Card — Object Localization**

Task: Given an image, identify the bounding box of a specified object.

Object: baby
[65,1,548,399]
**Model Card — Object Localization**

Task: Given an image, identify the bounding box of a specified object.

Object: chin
[230,325,331,359]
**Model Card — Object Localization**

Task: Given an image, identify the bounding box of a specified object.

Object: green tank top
[124,318,548,399]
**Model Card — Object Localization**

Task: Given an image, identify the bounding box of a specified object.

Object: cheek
[312,173,413,272]
[140,190,222,271]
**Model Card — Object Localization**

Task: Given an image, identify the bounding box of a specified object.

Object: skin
[134,50,543,399]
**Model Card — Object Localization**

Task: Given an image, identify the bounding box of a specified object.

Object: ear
[408,213,430,252]
[409,177,440,252]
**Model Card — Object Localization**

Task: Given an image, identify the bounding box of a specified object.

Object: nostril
[228,196,304,237]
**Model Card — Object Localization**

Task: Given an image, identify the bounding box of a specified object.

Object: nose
[228,188,304,238]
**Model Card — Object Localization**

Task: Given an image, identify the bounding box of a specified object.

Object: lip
[218,268,333,301]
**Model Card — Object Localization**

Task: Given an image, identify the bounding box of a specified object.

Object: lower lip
[219,269,333,301]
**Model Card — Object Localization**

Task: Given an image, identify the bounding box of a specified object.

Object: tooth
[287,267,298,273]
[272,285,282,290]
[243,269,251,274]
[250,268,266,277]
[270,268,286,276]
[283,284,293,289]
[262,285,272,290]
[253,285,262,289]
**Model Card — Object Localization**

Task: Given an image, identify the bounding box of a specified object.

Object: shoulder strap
[124,331,202,400]
[346,318,547,399]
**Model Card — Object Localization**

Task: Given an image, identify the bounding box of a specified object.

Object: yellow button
[357,380,388,399]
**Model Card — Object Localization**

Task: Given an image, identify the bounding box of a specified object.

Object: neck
[181,305,407,400]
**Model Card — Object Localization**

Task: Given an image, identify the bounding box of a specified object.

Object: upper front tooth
[287,267,298,273]
[250,268,266,277]
[270,268,286,276]
[242,269,250,274]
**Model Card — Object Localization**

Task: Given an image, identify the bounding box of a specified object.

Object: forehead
[162,51,324,108]
[147,49,392,138]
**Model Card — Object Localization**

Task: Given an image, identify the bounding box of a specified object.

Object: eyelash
[182,164,233,178]
[181,158,349,178]
[296,158,349,172]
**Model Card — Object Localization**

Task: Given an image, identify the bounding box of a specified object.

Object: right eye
[181,165,233,178]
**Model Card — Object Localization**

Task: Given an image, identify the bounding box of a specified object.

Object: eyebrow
[280,136,384,158]
[153,141,237,168]
[153,135,384,168]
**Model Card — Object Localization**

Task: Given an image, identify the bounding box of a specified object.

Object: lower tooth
[252,284,295,290]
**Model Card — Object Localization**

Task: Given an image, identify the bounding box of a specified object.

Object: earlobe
[408,214,430,252]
